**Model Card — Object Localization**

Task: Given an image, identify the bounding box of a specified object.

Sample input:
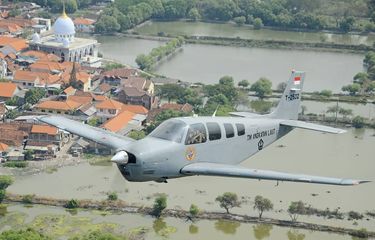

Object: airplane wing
[181,162,369,186]
[280,120,346,134]
[37,115,134,150]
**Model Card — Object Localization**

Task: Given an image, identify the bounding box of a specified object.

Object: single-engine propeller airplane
[38,70,370,186]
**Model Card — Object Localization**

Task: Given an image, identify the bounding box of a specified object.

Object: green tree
[353,72,369,84]
[319,90,332,98]
[250,78,272,98]
[189,204,199,217]
[5,96,20,106]
[341,83,361,96]
[25,88,46,105]
[339,16,355,32]
[338,108,353,119]
[215,192,241,214]
[152,194,167,218]
[276,82,287,92]
[8,9,21,17]
[253,18,263,30]
[187,8,201,21]
[87,117,99,127]
[238,79,250,88]
[128,130,146,140]
[135,54,153,70]
[352,115,365,128]
[0,228,51,240]
[103,63,124,71]
[234,16,246,26]
[23,150,34,160]
[253,195,273,219]
[288,201,306,221]
[158,84,185,103]
[95,15,121,33]
[0,176,13,203]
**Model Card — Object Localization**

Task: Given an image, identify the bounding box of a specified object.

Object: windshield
[150,119,187,143]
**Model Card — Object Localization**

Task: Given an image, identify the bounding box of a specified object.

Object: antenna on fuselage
[212,105,220,117]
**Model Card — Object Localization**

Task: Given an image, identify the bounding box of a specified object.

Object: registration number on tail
[285,93,299,101]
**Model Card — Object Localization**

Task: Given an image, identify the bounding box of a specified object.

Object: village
[0,1,193,163]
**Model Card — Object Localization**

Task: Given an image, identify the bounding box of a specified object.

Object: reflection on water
[253,224,273,240]
[153,218,177,238]
[0,205,7,216]
[287,229,306,240]
[214,219,241,235]
[189,224,199,234]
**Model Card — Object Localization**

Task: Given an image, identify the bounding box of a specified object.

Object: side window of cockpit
[236,123,245,136]
[207,122,221,141]
[185,123,207,145]
[224,123,234,138]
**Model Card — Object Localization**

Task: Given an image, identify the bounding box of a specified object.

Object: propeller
[111,151,128,164]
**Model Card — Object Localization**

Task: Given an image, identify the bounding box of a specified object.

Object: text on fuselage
[247,128,276,140]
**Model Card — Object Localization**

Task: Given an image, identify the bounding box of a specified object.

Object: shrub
[65,199,79,209]
[215,192,241,214]
[348,211,363,220]
[107,192,118,201]
[189,204,199,217]
[152,194,167,217]
[22,194,35,204]
[352,116,365,128]
[3,161,28,168]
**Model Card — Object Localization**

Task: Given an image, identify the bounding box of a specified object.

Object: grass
[2,161,28,168]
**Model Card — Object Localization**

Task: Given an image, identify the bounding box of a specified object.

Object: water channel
[135,21,375,46]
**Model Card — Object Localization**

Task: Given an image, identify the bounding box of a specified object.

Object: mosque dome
[31,32,41,43]
[53,12,75,35]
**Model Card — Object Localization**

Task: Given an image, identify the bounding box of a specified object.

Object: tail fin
[269,70,305,120]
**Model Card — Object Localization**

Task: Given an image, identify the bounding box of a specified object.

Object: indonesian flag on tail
[294,75,301,85]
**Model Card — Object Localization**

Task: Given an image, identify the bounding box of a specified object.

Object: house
[161,103,193,113]
[121,104,149,115]
[0,142,8,160]
[70,137,90,156]
[12,70,61,89]
[0,122,32,146]
[73,18,95,33]
[0,21,23,36]
[101,110,135,133]
[29,60,66,74]
[93,83,112,96]
[0,103,7,120]
[26,124,67,158]
[95,98,123,122]
[0,37,28,55]
[117,77,156,109]
[18,50,60,65]
[0,82,20,101]
[34,100,82,114]
[101,67,138,86]
[63,86,77,96]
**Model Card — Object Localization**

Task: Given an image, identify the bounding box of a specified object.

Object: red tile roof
[102,110,135,133]
[35,100,82,111]
[31,124,58,135]
[74,17,95,25]
[0,82,18,98]
[96,99,123,110]
[121,104,148,115]
[0,142,9,152]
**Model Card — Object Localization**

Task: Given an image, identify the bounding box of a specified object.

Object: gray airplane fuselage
[119,116,290,182]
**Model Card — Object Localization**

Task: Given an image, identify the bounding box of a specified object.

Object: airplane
[37,70,370,186]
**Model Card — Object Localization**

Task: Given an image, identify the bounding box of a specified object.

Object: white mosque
[29,7,100,66]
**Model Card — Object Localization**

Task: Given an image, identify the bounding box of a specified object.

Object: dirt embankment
[5,193,374,239]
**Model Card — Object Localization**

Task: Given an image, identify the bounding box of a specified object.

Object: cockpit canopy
[149,119,187,143]
[150,119,208,145]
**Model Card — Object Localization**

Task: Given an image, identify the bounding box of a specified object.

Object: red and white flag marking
[294,75,301,85]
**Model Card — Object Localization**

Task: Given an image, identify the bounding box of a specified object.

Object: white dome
[31,33,40,43]
[53,14,75,35]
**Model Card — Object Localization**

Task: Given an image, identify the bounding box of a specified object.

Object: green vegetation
[128,130,146,140]
[87,117,100,127]
[25,88,46,105]
[342,83,361,96]
[288,201,305,221]
[65,199,79,209]
[253,195,273,219]
[69,230,122,240]
[97,0,373,34]
[22,194,35,204]
[189,204,199,217]
[215,192,241,214]
[351,228,369,238]
[352,115,365,128]
[24,150,34,161]
[0,176,13,203]
[0,228,51,240]
[3,161,28,168]
[107,192,118,201]
[250,78,272,98]
[103,63,125,71]
[5,96,21,107]
[136,37,184,71]
[152,194,167,218]
[238,79,250,89]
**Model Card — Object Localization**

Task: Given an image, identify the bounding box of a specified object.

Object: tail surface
[270,70,305,120]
